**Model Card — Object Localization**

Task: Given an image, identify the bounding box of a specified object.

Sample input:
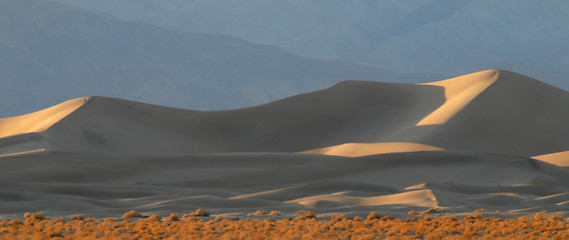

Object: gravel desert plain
[1,69,569,238]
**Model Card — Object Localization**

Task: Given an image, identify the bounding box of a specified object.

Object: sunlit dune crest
[533,150,569,167]
[0,97,89,138]
[301,142,444,157]
[286,189,439,208]
[415,69,499,126]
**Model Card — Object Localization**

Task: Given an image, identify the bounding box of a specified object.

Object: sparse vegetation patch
[2,211,569,239]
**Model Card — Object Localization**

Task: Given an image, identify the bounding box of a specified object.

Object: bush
[421,208,445,215]
[408,210,420,216]
[367,211,381,221]
[247,210,267,216]
[122,210,143,218]
[269,211,281,216]
[474,208,487,213]
[189,209,210,217]
[8,219,23,227]
[166,213,180,221]
[294,210,316,220]
[332,215,347,222]
[24,212,45,221]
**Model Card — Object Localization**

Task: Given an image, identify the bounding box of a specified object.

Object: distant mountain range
[0,0,445,117]
[51,0,569,91]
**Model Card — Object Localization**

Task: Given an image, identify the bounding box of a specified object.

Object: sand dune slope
[1,70,566,157]
[1,69,569,218]
[534,151,569,167]
[416,69,499,126]
[1,151,569,218]
[420,70,569,156]
[0,81,446,155]
[0,97,88,138]
[0,98,88,156]
[301,142,444,157]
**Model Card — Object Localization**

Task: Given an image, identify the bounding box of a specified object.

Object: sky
[1,0,568,116]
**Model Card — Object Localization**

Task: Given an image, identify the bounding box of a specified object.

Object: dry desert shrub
[8,219,23,227]
[474,208,488,213]
[166,213,180,221]
[4,211,569,239]
[269,210,281,216]
[294,210,316,219]
[189,208,210,217]
[247,210,282,216]
[534,212,545,221]
[367,211,381,221]
[148,214,162,221]
[247,210,267,216]
[331,215,347,221]
[122,210,143,218]
[408,210,420,215]
[421,208,446,215]
[24,212,45,221]
[549,215,564,221]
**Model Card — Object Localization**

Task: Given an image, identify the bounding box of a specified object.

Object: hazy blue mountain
[51,0,569,90]
[0,0,445,117]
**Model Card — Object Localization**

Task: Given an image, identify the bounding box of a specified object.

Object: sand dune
[1,70,565,157]
[1,69,569,219]
[1,151,568,218]
[533,151,569,167]
[0,97,87,138]
[286,189,439,208]
[301,142,444,157]
[415,69,498,126]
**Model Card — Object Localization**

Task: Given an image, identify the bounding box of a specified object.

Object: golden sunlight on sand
[533,151,569,167]
[415,69,499,126]
[300,142,444,157]
[286,189,439,208]
[0,97,88,138]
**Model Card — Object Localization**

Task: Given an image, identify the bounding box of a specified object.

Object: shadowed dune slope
[415,69,498,126]
[0,69,567,157]
[2,80,446,155]
[420,70,569,156]
[1,150,569,217]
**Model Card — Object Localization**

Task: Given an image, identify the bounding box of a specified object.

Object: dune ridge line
[0,97,90,138]
[415,69,499,126]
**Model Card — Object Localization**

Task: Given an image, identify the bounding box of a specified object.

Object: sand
[1,69,569,219]
[533,151,569,167]
[415,69,498,126]
[300,142,444,157]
